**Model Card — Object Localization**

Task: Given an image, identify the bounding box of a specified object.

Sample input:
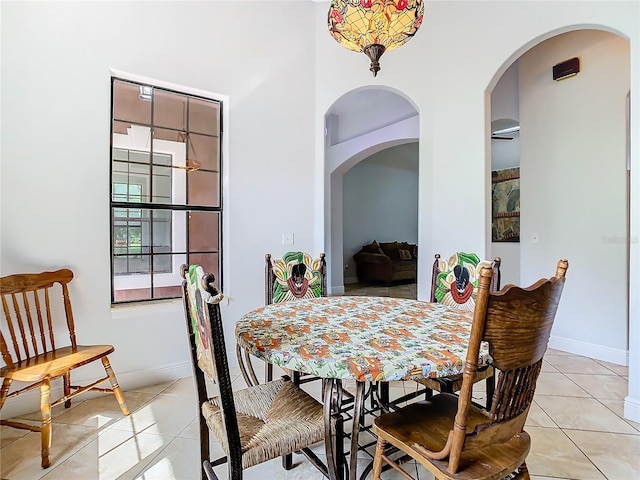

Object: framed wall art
[492,167,520,242]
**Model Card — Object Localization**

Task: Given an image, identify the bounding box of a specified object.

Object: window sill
[110,297,182,320]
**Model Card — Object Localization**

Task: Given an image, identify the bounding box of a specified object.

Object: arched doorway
[324,87,419,295]
[487,28,632,409]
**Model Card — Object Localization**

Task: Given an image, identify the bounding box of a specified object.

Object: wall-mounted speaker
[553,57,580,81]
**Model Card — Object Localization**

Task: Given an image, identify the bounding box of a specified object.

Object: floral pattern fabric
[236,296,490,383]
[271,251,324,303]
[185,264,224,384]
[434,252,492,313]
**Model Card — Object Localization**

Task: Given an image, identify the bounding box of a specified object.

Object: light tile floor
[1,283,638,479]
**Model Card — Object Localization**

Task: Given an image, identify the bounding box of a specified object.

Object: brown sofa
[353,240,417,285]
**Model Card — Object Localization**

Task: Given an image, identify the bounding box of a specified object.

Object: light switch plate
[282,233,294,245]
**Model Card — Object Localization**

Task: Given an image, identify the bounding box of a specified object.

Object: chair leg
[200,416,210,480]
[237,344,259,387]
[0,378,12,410]
[203,460,219,480]
[265,362,273,383]
[372,436,386,480]
[514,461,531,479]
[63,372,71,408]
[486,374,495,410]
[40,378,52,468]
[282,453,293,470]
[101,356,129,415]
[486,374,498,410]
[424,388,433,400]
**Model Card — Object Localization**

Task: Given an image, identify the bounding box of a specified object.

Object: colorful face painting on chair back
[434,252,487,312]
[186,264,219,382]
[271,251,324,303]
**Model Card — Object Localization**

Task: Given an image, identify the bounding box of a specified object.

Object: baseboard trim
[0,362,192,420]
[330,285,345,295]
[624,395,640,423]
[548,335,628,366]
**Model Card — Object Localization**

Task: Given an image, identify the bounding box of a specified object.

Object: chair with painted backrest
[237,252,326,387]
[180,265,327,480]
[430,253,501,310]
[415,252,501,409]
[0,269,129,468]
[372,259,569,480]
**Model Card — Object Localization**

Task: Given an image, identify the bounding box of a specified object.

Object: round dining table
[236,296,490,480]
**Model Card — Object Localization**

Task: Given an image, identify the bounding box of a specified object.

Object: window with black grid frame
[110,78,222,303]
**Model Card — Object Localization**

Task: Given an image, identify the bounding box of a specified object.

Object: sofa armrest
[353,252,392,266]
[353,252,393,284]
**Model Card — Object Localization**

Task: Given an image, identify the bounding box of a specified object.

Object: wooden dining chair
[237,252,326,387]
[0,269,129,468]
[372,259,569,480]
[413,252,502,409]
[180,264,327,480]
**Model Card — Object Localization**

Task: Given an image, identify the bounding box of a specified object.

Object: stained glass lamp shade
[328,0,424,76]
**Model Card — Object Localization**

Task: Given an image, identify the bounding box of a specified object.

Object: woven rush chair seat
[181,264,327,479]
[202,378,324,469]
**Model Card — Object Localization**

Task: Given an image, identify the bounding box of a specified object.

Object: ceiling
[330,89,415,119]
[328,89,418,141]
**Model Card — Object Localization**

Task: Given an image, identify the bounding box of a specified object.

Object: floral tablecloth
[236,296,490,382]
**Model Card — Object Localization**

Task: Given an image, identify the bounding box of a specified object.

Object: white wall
[519,29,630,361]
[491,62,521,286]
[331,90,417,144]
[2,0,639,421]
[492,63,520,124]
[0,1,317,417]
[314,0,639,421]
[343,146,419,283]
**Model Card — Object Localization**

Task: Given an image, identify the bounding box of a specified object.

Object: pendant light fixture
[177,131,201,173]
[328,0,424,77]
